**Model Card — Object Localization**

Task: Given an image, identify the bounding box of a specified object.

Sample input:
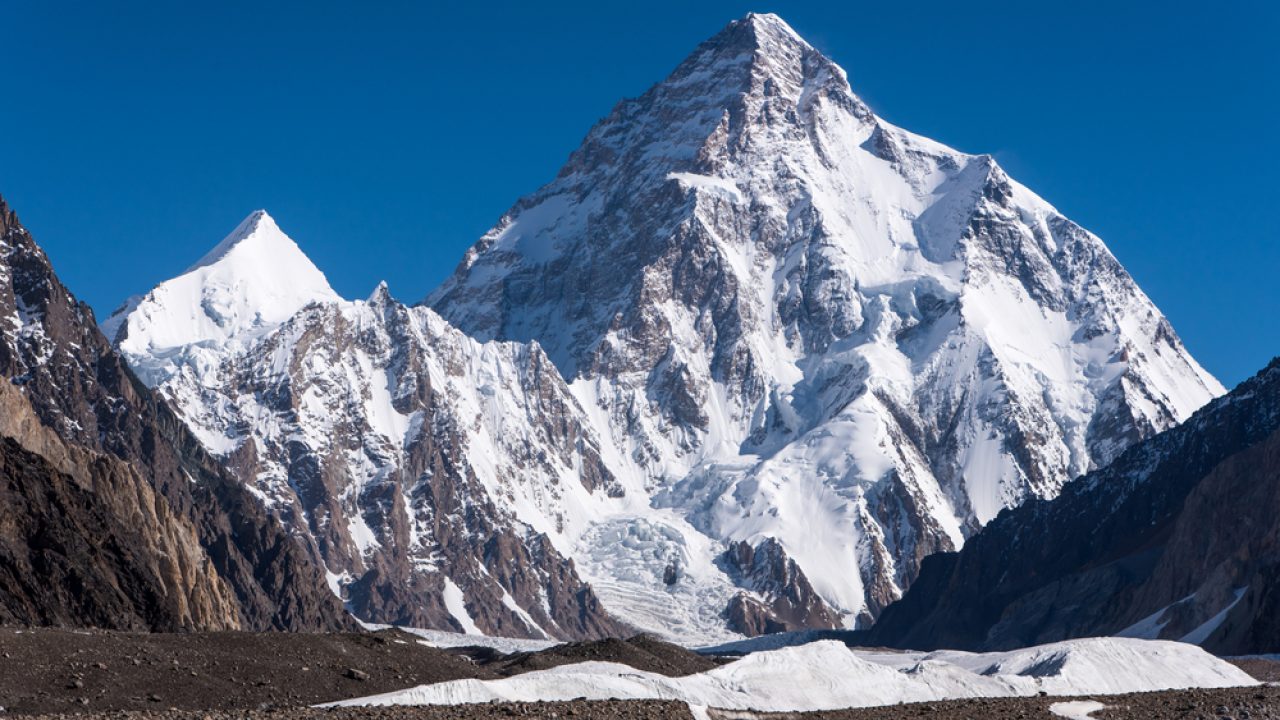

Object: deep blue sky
[1,2,1276,386]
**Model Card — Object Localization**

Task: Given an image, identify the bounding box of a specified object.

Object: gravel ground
[1,627,1276,719]
[0,627,483,714]
[0,628,711,715]
[10,688,1280,720]
[481,634,724,677]
[1231,659,1280,683]
[8,701,695,719]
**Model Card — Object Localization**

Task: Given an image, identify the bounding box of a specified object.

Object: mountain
[110,14,1222,642]
[0,196,350,631]
[106,209,341,437]
[427,14,1221,633]
[865,358,1280,655]
[107,212,624,639]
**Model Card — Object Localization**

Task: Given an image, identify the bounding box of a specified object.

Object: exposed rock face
[865,359,1280,655]
[0,196,349,631]
[0,391,240,630]
[721,539,840,636]
[208,293,625,638]
[427,13,1222,634]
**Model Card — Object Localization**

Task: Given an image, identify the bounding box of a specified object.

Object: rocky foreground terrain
[9,683,1280,719]
[0,628,716,714]
[0,627,1274,719]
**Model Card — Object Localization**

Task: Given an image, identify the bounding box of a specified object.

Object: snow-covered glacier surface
[328,637,1255,714]
[108,12,1224,643]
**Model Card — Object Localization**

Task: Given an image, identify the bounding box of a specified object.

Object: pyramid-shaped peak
[188,209,290,271]
[108,209,341,385]
[366,280,394,306]
[650,11,853,114]
[177,208,338,305]
[702,12,814,58]
[741,12,806,43]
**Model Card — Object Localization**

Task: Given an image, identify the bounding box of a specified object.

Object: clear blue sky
[1,1,1276,386]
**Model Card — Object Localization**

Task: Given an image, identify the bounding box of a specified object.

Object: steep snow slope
[429,13,1223,631]
[330,637,1254,713]
[106,210,338,362]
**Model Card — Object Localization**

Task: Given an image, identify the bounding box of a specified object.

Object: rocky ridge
[109,219,625,639]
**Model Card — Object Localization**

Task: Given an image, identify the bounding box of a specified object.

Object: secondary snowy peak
[430,12,1224,634]
[105,210,339,387]
[107,214,627,639]
[187,209,282,270]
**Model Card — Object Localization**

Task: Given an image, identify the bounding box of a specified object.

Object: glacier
[327,637,1255,714]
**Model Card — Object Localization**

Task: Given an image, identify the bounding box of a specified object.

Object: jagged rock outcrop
[0,195,350,631]
[865,359,1280,655]
[721,539,840,636]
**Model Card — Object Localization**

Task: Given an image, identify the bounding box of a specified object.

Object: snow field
[328,637,1255,714]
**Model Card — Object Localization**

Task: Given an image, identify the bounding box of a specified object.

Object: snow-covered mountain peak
[366,280,393,306]
[428,13,870,362]
[429,13,1224,634]
[110,13,1226,643]
[716,12,810,52]
[187,208,274,270]
[659,11,862,123]
[105,211,340,388]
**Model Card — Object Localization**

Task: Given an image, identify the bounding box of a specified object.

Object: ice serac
[0,195,350,631]
[430,12,1223,634]
[109,215,626,639]
[865,358,1280,655]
